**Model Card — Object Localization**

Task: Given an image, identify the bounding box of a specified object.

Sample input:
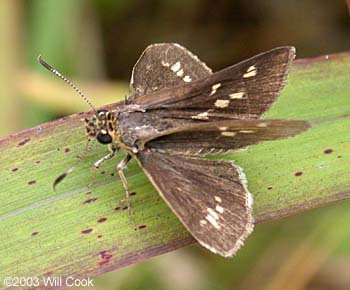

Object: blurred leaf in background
[0,0,349,289]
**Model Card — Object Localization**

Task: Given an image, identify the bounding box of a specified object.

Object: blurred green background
[0,1,349,289]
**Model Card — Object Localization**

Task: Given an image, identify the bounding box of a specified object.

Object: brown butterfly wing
[136,150,254,257]
[134,47,295,120]
[130,43,212,99]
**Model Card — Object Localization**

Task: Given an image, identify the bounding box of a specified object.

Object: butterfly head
[85,109,118,145]
[38,55,124,190]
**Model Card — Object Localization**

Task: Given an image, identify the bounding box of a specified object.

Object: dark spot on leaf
[97,235,103,239]
[337,155,342,158]
[64,148,71,153]
[31,231,39,236]
[101,170,106,175]
[114,206,121,211]
[83,198,97,204]
[267,186,272,190]
[130,192,136,196]
[97,217,107,223]
[110,173,115,177]
[323,149,333,154]
[100,250,113,260]
[294,171,303,177]
[97,251,113,267]
[122,206,128,211]
[138,225,147,230]
[12,168,18,172]
[86,191,92,195]
[35,160,41,164]
[18,138,31,147]
[81,229,93,234]
[28,180,37,185]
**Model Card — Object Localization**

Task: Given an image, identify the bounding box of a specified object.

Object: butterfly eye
[97,132,112,144]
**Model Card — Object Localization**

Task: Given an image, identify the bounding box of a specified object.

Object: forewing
[130,43,212,99]
[135,47,295,119]
[136,151,254,257]
[146,119,310,155]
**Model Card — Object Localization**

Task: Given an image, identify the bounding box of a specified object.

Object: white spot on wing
[206,215,220,229]
[212,83,221,90]
[207,208,219,220]
[219,127,228,131]
[192,111,209,120]
[215,99,230,108]
[243,65,257,78]
[183,75,192,82]
[161,60,170,67]
[196,148,204,154]
[200,219,207,226]
[229,92,245,99]
[216,205,224,213]
[134,125,151,131]
[210,83,221,96]
[214,196,222,202]
[176,68,184,77]
[171,61,181,72]
[221,131,237,137]
[247,65,256,72]
[243,70,257,78]
[257,122,267,128]
[239,130,255,133]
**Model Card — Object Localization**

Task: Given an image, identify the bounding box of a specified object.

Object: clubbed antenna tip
[38,55,52,71]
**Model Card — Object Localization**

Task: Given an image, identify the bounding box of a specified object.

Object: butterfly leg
[116,154,135,228]
[88,145,118,187]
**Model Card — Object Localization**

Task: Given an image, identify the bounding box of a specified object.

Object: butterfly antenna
[53,140,95,190]
[38,55,96,111]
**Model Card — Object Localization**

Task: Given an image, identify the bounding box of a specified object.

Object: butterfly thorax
[116,105,163,152]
